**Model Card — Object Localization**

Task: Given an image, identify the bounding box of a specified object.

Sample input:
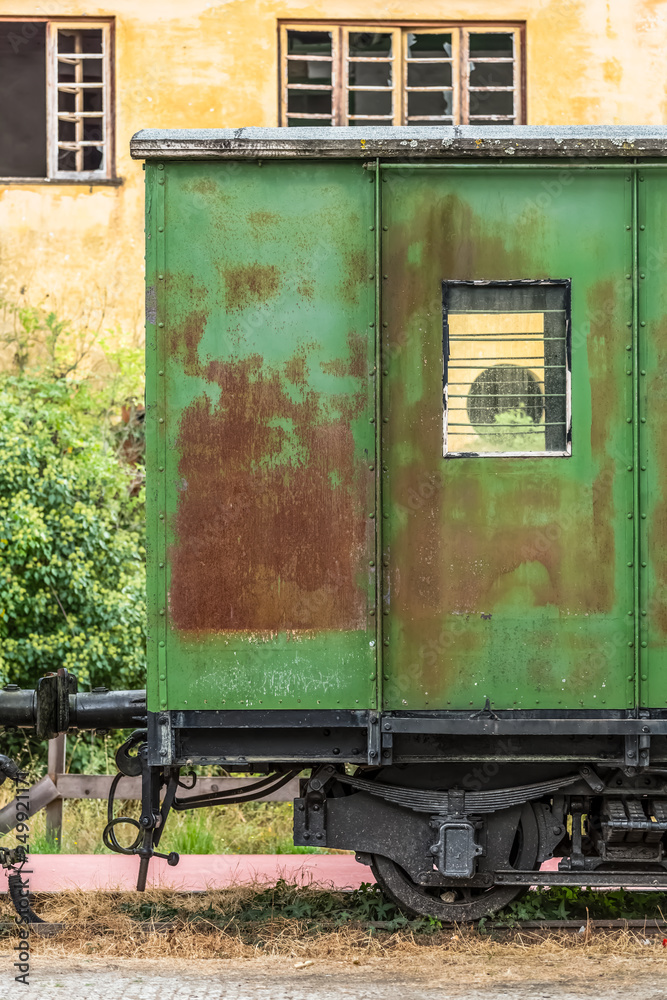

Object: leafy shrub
[0,375,146,692]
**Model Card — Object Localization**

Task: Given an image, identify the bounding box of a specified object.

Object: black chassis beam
[146,708,667,768]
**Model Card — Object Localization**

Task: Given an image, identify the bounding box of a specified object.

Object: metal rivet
[369,322,375,328]
[369,512,375,518]
[626,417,632,423]
[159,674,166,681]
[642,610,647,616]
[627,561,633,567]
[370,417,375,423]
[383,417,388,423]
[369,640,375,647]
[159,641,165,648]
[642,561,647,567]
[158,274,164,280]
[384,639,390,646]
[626,176,631,182]
[159,417,164,423]
[626,344,632,350]
[640,224,646,231]
[626,274,632,279]
[641,321,646,327]
[159,562,165,568]
[158,370,164,376]
[369,609,375,616]
[642,513,647,518]
[369,560,375,567]
[641,370,646,375]
[157,164,164,170]
[159,466,164,472]
[627,466,633,471]
[626,225,631,231]
[641,465,647,470]
[369,226,374,231]
[641,416,646,422]
[628,611,634,616]
[382,321,388,328]
[627,322,632,328]
[383,225,388,231]
[383,274,388,279]
[369,464,374,471]
[159,609,165,616]
[628,642,634,647]
[369,274,374,280]
[158,321,164,328]
[158,226,164,232]
[627,370,632,375]
[640,273,646,279]
[158,178,164,185]
[159,514,164,520]
[640,176,645,181]
[642,641,648,648]
[627,513,633,519]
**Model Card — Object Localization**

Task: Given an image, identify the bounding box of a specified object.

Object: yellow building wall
[1,0,666,344]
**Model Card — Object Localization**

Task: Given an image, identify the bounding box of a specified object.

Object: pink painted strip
[0,854,375,893]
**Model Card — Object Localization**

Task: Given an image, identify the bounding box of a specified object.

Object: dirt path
[7,954,667,1000]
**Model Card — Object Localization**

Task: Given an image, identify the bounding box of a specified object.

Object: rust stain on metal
[224,263,281,311]
[648,316,667,636]
[320,331,366,378]
[169,354,367,633]
[382,191,618,697]
[585,279,620,614]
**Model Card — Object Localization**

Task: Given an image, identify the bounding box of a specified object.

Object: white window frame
[47,21,112,181]
[280,22,525,127]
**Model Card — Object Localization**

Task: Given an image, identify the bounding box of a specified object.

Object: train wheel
[370,803,539,922]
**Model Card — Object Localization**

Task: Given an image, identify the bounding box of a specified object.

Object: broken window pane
[469,62,514,88]
[469,91,514,116]
[407,62,452,88]
[468,32,513,58]
[348,32,392,55]
[287,59,332,84]
[407,33,452,58]
[349,61,392,87]
[287,90,332,116]
[287,31,332,55]
[348,90,393,117]
[58,27,102,54]
[443,282,570,457]
[407,90,453,117]
[0,22,47,177]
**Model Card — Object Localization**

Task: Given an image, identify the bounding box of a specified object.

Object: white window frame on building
[279,21,525,127]
[0,17,114,182]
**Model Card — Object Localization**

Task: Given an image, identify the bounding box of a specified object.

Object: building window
[0,20,112,180]
[442,281,571,458]
[279,23,524,127]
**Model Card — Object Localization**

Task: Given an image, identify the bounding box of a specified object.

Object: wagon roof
[130,125,667,160]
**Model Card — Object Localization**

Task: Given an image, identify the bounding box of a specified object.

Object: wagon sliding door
[380,166,635,711]
[146,160,377,713]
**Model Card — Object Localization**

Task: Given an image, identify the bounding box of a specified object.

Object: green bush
[0,375,146,693]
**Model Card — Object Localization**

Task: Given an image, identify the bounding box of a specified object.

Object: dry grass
[2,887,667,967]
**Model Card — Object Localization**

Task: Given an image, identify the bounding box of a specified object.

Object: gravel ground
[5,957,667,1000]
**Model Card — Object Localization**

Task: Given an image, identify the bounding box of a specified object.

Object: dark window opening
[0,22,47,177]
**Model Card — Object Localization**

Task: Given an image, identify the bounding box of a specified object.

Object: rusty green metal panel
[638,171,667,708]
[146,160,377,712]
[380,166,635,711]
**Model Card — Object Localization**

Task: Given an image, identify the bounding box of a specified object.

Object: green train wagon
[5,126,667,921]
